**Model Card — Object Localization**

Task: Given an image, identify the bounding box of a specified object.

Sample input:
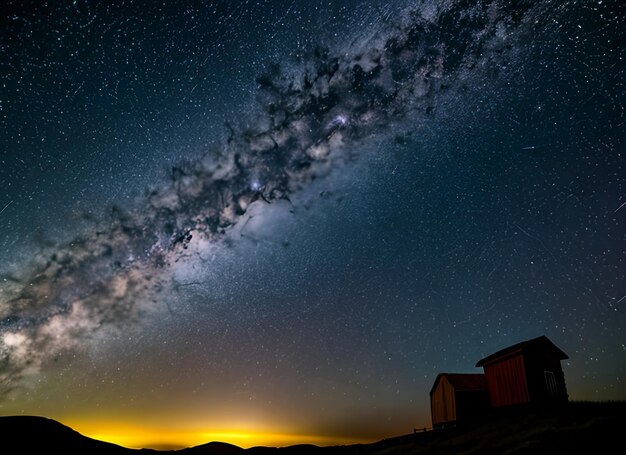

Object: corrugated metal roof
[475,335,568,367]
[430,373,486,394]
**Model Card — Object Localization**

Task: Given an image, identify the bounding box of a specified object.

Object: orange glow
[63,419,364,450]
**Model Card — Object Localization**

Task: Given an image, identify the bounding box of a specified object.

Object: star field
[0,0,624,450]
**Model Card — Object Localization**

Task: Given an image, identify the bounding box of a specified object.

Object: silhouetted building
[475,335,569,407]
[430,373,489,428]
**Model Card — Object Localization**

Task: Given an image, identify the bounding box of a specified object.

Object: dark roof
[430,373,486,395]
[475,335,568,367]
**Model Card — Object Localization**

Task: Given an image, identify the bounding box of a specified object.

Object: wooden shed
[475,335,569,408]
[430,373,489,428]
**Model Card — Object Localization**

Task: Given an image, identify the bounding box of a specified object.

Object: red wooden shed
[475,335,569,408]
[430,373,489,428]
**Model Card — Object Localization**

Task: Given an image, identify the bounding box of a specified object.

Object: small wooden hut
[475,335,569,408]
[430,373,488,428]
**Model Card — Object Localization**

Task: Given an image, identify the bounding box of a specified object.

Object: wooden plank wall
[431,377,456,426]
[484,354,530,407]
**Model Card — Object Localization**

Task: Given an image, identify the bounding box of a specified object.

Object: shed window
[544,371,557,395]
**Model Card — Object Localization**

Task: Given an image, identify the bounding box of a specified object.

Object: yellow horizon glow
[64,420,367,450]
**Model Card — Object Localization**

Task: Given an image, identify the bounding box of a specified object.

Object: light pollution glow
[64,419,367,450]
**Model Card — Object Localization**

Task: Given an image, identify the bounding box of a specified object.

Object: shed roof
[429,373,486,395]
[475,335,568,367]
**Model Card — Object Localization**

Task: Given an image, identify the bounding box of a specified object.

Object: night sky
[1,0,624,450]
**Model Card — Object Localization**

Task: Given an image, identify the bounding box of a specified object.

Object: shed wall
[484,353,530,407]
[456,390,490,420]
[524,352,569,403]
[431,377,456,426]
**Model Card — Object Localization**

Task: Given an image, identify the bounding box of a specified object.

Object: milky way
[0,0,540,392]
[0,0,623,447]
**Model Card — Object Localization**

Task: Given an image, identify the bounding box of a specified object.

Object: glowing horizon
[63,419,373,450]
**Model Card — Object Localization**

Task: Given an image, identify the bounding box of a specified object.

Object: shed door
[544,371,557,395]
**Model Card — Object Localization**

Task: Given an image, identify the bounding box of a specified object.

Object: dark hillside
[0,416,139,454]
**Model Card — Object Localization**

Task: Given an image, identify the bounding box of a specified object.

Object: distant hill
[0,416,138,454]
[1,402,624,454]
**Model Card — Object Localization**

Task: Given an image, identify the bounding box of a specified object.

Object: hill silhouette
[1,402,624,454]
[0,416,138,454]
